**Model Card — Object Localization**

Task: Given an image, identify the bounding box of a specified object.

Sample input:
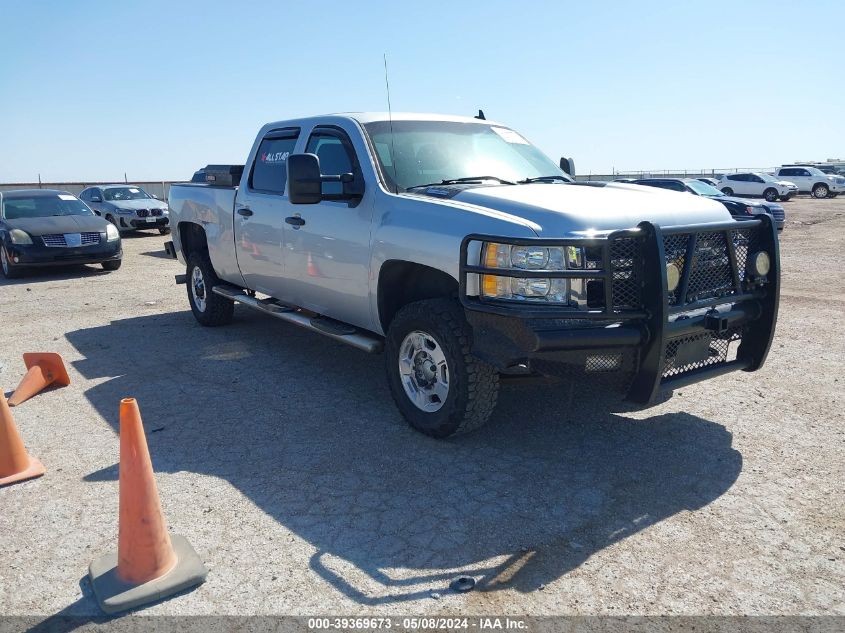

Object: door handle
[285,216,306,227]
[237,207,253,217]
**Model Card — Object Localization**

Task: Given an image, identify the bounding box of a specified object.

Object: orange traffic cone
[8,353,70,406]
[0,391,46,487]
[89,398,207,614]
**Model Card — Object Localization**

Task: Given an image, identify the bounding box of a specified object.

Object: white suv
[718,172,798,202]
[774,166,844,199]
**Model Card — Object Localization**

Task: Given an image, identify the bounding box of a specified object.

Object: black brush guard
[459,215,780,403]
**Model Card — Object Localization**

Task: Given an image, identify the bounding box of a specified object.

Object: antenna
[383,53,399,194]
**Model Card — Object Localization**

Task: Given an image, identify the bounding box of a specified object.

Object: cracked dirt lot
[1,198,843,618]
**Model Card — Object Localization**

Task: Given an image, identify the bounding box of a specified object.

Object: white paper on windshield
[128,188,140,193]
[491,127,529,144]
[58,194,76,200]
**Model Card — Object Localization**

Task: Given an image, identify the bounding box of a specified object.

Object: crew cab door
[284,125,373,329]
[234,128,300,298]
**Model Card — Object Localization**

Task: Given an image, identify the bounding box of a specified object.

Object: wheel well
[378,261,458,332]
[179,222,209,257]
[813,181,828,189]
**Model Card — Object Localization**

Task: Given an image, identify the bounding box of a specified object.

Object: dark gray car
[0,189,122,278]
[79,185,171,234]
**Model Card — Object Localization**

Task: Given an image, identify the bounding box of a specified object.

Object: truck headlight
[750,251,770,276]
[481,242,583,303]
[9,229,33,245]
[106,223,120,242]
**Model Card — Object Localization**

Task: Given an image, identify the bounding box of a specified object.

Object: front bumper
[460,216,780,403]
[5,241,122,267]
[115,213,169,230]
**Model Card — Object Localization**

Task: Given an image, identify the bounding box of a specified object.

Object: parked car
[697,177,721,187]
[164,112,780,438]
[718,172,797,202]
[79,185,171,234]
[774,166,844,199]
[630,178,785,230]
[0,189,122,278]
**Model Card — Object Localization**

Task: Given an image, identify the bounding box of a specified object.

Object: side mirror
[560,157,575,177]
[287,154,323,204]
[287,153,360,204]
[91,195,102,202]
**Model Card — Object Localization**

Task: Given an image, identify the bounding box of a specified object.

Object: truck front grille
[609,237,642,310]
[663,225,764,308]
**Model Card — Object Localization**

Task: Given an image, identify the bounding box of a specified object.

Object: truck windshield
[103,187,152,201]
[363,120,567,192]
[3,195,94,219]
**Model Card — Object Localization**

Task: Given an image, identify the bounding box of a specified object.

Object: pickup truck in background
[166,113,780,438]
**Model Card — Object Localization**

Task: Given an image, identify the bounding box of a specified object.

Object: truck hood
[6,214,109,236]
[449,183,732,236]
[108,199,168,211]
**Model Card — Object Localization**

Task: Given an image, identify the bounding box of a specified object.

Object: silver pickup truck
[165,112,779,438]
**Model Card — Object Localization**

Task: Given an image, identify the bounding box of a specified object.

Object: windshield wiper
[406,176,516,190]
[517,175,572,184]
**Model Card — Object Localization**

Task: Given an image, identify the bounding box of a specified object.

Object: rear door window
[250,130,300,194]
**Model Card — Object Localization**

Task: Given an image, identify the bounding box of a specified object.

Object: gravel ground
[1,198,843,618]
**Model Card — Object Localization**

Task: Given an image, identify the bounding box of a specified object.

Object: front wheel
[763,188,778,202]
[101,259,122,271]
[159,226,171,235]
[186,252,234,326]
[385,298,499,438]
[1,245,22,279]
[813,183,830,199]
[721,187,734,196]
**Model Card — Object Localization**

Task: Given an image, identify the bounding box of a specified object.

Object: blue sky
[1,0,843,182]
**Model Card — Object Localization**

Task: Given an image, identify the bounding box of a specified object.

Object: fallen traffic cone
[89,398,207,614]
[8,352,71,406]
[0,391,46,487]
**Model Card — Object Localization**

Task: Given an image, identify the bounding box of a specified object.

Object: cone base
[88,534,207,614]
[0,456,46,487]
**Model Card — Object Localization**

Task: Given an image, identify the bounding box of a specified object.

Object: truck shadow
[65,309,741,606]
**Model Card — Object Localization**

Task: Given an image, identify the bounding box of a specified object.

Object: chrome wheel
[813,184,829,199]
[398,330,450,412]
[191,264,207,312]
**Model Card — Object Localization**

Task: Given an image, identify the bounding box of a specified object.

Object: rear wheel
[721,187,734,196]
[385,298,499,438]
[813,183,830,199]
[186,252,234,326]
[1,245,22,279]
[763,188,778,202]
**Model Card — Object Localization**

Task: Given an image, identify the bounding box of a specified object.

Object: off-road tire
[721,187,734,196]
[101,259,122,271]
[813,183,829,199]
[186,251,234,326]
[385,298,499,438]
[763,188,778,202]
